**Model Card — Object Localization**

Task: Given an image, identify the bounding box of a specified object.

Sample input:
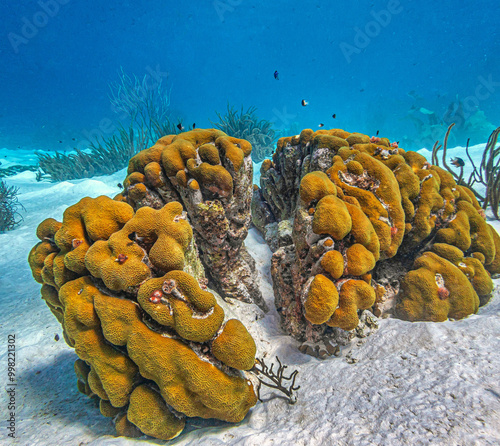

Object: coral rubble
[253,129,500,355]
[28,195,258,440]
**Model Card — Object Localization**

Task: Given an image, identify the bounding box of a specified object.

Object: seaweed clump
[37,127,140,181]
[213,105,276,163]
[0,179,24,232]
[38,69,178,182]
[0,164,38,178]
[433,125,500,219]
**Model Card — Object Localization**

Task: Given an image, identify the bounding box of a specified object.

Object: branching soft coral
[0,179,24,232]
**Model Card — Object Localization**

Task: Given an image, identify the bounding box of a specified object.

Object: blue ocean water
[0,0,498,153]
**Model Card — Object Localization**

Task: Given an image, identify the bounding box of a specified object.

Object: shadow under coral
[18,350,111,437]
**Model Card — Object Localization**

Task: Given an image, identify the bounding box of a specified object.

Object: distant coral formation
[253,128,500,357]
[28,195,258,440]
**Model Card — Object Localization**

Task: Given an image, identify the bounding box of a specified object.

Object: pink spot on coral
[115,253,128,264]
[149,290,163,304]
[437,287,449,300]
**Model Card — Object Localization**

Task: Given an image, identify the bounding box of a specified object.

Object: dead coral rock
[251,185,276,234]
[263,219,293,253]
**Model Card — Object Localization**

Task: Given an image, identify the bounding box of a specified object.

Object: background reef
[1,1,499,154]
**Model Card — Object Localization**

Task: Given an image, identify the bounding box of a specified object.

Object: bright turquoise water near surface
[1,0,499,153]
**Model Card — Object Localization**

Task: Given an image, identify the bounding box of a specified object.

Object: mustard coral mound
[253,128,500,356]
[28,195,257,441]
[118,128,267,311]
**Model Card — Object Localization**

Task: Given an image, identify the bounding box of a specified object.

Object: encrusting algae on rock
[28,194,258,441]
[253,128,500,357]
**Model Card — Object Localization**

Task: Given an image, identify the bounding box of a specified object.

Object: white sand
[1,147,499,445]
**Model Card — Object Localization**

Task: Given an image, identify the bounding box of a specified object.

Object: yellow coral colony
[120,129,267,310]
[255,128,499,348]
[29,193,257,441]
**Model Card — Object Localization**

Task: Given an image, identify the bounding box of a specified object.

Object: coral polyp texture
[253,128,500,356]
[28,195,258,440]
[118,128,267,311]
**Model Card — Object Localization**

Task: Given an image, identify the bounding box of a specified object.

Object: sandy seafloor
[1,143,499,446]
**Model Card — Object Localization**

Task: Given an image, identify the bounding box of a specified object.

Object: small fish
[117,183,123,189]
[450,157,465,167]
[376,130,379,136]
[301,99,308,106]
[419,107,435,115]
[192,123,196,129]
[54,334,60,341]
[72,138,76,141]
[318,123,324,128]
[177,123,184,131]
[274,70,279,80]
[332,114,336,119]
[59,140,62,143]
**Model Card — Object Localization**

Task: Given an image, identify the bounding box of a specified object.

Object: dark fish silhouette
[332,114,336,119]
[318,123,324,128]
[274,71,279,80]
[117,183,123,189]
[450,157,465,167]
[376,130,380,136]
[177,123,185,131]
[193,123,196,129]
[301,99,308,106]
[444,98,466,129]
